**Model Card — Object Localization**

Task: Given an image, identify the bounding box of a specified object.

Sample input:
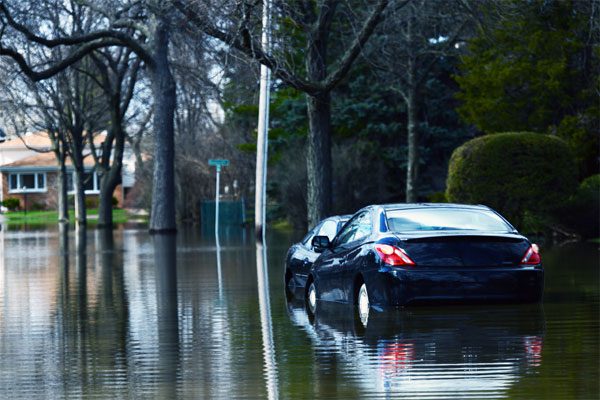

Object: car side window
[317,220,338,241]
[335,212,372,246]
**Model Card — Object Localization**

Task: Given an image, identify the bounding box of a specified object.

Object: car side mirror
[311,235,331,253]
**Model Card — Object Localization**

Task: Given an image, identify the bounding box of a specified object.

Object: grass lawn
[1,208,135,225]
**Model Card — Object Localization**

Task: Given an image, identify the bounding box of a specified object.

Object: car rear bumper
[368,266,544,306]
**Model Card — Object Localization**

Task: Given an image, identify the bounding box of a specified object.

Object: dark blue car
[285,214,351,289]
[304,204,544,313]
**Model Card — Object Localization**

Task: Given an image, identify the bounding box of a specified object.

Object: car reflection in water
[286,293,544,398]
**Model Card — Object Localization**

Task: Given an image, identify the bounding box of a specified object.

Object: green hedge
[446,132,577,229]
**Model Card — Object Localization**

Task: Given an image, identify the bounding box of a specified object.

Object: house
[0,132,137,210]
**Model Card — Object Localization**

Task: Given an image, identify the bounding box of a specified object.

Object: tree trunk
[405,86,419,202]
[72,167,87,229]
[56,146,69,223]
[152,233,179,385]
[69,126,87,230]
[149,16,177,234]
[306,92,332,228]
[98,125,125,229]
[404,5,420,203]
[305,15,333,229]
[132,139,145,172]
[97,174,117,229]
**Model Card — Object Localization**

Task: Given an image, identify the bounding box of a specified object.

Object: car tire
[307,281,317,314]
[357,283,370,327]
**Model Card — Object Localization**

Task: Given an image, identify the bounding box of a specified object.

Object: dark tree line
[0,0,595,232]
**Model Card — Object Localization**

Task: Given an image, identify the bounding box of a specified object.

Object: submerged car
[285,214,351,289]
[303,203,544,312]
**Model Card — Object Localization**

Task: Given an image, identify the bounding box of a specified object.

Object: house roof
[0,151,97,171]
[0,131,108,151]
[0,131,108,171]
[0,132,54,151]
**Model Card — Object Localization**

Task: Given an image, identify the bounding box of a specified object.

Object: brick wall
[1,171,126,210]
[1,171,57,210]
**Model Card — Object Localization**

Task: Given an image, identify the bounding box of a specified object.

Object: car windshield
[385,208,513,232]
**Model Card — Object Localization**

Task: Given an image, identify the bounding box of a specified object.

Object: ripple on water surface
[0,228,596,399]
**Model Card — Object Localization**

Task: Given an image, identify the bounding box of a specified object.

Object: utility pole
[215,164,220,245]
[209,159,229,247]
[254,0,272,243]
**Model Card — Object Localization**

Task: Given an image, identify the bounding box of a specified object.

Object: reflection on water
[287,299,545,399]
[256,243,279,400]
[0,227,597,399]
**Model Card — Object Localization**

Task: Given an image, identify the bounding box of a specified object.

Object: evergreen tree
[455,0,599,177]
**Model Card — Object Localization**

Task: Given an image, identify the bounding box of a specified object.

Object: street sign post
[209,159,229,246]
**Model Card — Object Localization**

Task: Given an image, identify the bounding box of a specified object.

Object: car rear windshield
[385,208,512,232]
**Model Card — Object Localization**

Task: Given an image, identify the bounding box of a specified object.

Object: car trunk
[396,233,530,268]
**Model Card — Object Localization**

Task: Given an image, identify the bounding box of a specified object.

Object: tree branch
[173,0,322,93]
[175,0,395,95]
[0,2,153,65]
[120,57,141,119]
[0,38,131,81]
[321,0,396,92]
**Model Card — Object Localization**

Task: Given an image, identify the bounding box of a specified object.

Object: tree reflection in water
[1,228,595,398]
[153,234,179,398]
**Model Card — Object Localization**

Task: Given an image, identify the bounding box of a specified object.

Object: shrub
[1,197,20,211]
[554,174,600,238]
[446,132,578,229]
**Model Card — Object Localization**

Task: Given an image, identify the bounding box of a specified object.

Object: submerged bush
[446,132,577,229]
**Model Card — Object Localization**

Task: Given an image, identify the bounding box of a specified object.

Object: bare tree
[88,47,143,228]
[175,0,398,227]
[55,59,108,228]
[0,57,107,227]
[0,0,178,233]
[375,0,469,201]
[0,70,71,222]
[169,28,255,222]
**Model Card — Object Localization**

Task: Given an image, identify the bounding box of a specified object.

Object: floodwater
[0,225,597,399]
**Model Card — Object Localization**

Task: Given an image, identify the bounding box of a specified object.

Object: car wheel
[307,281,317,314]
[357,283,370,327]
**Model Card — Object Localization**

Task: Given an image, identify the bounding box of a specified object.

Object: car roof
[325,214,352,221]
[378,203,492,211]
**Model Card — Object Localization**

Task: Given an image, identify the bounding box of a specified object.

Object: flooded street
[0,226,597,399]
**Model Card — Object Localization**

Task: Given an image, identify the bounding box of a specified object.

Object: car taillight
[375,244,415,266]
[521,244,541,265]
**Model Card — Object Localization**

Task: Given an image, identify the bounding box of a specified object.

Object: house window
[67,171,99,194]
[8,172,47,192]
